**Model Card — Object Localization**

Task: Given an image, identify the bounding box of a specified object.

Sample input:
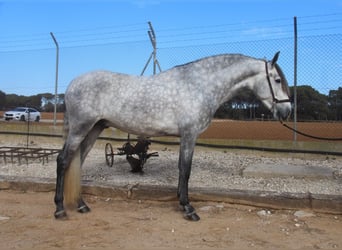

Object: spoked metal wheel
[105,143,114,167]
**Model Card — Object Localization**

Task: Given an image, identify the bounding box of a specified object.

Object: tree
[3,94,41,110]
[328,87,342,121]
[0,91,65,112]
[0,90,6,110]
[214,88,271,120]
[214,85,334,121]
[40,93,65,112]
[291,85,329,121]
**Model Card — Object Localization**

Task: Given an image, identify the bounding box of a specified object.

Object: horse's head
[257,52,292,121]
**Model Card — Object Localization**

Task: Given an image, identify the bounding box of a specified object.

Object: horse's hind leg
[54,121,106,219]
[177,131,200,221]
[55,141,81,219]
[80,120,107,165]
[76,121,107,213]
[55,149,66,218]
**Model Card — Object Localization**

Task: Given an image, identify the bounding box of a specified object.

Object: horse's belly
[106,117,180,137]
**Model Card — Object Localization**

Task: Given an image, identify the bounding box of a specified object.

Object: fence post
[293,16,298,142]
[50,32,59,127]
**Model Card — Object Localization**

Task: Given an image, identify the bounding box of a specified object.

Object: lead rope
[280,120,342,141]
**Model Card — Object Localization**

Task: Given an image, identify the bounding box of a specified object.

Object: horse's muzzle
[273,102,292,121]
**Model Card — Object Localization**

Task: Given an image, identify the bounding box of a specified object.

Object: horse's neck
[213,60,264,106]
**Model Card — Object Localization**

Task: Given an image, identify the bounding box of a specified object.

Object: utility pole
[293,17,298,142]
[126,22,162,142]
[141,21,162,76]
[50,32,59,126]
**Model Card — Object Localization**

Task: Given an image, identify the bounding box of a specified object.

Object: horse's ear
[271,51,280,66]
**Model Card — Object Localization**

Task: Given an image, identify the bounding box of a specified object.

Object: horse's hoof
[184,212,200,221]
[54,209,67,219]
[181,204,201,221]
[78,205,91,213]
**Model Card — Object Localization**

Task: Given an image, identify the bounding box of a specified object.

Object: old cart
[105,137,158,172]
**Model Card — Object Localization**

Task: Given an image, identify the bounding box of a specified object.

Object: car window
[14,107,26,112]
[29,108,37,113]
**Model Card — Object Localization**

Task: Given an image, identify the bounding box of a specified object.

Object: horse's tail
[62,110,81,207]
[64,147,81,207]
[62,111,69,140]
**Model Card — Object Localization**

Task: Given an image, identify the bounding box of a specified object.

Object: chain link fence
[156,32,342,150]
[1,17,341,152]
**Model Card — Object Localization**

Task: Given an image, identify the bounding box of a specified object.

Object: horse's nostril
[283,109,291,120]
[276,105,291,121]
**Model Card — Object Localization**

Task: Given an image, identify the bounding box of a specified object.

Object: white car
[4,107,41,122]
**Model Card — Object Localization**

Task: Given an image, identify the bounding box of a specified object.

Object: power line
[0,14,341,52]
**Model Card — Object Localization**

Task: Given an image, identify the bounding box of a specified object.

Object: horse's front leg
[178,133,200,221]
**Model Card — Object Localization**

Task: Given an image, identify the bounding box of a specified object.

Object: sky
[0,0,341,96]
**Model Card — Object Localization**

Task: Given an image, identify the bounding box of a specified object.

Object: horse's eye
[275,78,281,83]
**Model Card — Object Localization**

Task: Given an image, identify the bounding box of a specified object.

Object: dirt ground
[0,190,341,250]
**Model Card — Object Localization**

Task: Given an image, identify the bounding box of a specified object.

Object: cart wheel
[105,143,114,167]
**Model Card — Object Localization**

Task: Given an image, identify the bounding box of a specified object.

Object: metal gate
[0,146,60,165]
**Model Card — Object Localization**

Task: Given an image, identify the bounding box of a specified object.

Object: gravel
[1,138,341,198]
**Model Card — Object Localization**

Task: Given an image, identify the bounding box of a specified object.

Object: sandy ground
[0,190,341,250]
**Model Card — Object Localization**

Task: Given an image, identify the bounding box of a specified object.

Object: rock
[0,215,10,221]
[199,205,214,212]
[199,204,224,212]
[294,210,315,218]
[215,204,224,209]
[257,209,271,217]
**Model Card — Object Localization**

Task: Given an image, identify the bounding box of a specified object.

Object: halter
[265,61,291,104]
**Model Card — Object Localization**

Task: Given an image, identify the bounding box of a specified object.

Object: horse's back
[64,64,219,136]
[64,71,182,135]
[66,71,134,96]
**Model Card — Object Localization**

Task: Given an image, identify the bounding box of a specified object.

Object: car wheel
[35,116,40,122]
[20,115,26,121]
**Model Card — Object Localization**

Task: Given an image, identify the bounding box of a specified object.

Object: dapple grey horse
[54,52,291,221]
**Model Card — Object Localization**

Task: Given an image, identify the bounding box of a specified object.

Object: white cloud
[241,27,287,38]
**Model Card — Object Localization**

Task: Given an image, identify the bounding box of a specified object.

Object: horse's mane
[173,54,251,69]
[173,54,290,97]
